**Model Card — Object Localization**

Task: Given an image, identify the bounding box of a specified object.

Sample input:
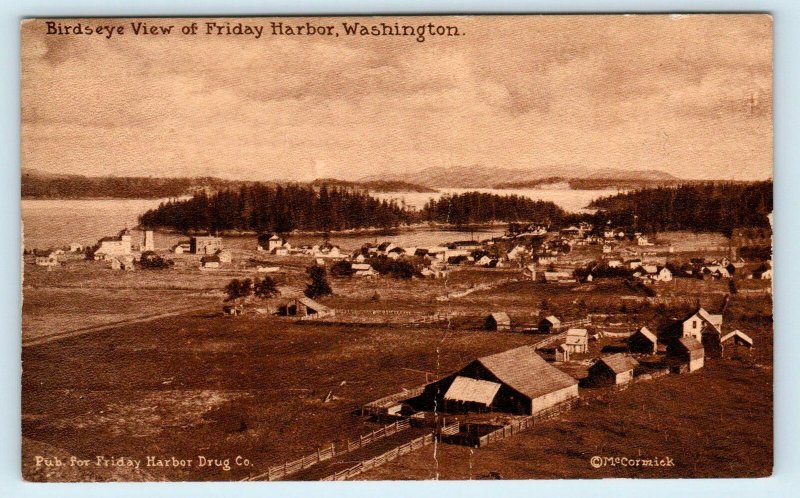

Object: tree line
[588,181,772,235]
[139,183,410,233]
[421,192,567,226]
[22,173,247,199]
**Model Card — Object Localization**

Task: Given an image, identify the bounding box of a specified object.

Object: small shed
[721,330,754,356]
[628,326,658,354]
[200,255,221,269]
[587,354,639,386]
[554,343,570,362]
[668,336,705,372]
[563,329,588,354]
[293,297,334,318]
[443,376,502,413]
[485,312,512,331]
[538,315,561,334]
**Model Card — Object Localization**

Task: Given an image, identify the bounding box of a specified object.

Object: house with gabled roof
[485,312,511,331]
[587,354,639,386]
[668,336,705,372]
[721,330,754,356]
[538,315,562,334]
[628,326,658,354]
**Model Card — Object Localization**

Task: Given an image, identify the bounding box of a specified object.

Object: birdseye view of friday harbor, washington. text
[20,15,773,482]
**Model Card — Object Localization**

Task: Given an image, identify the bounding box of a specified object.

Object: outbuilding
[587,354,639,386]
[563,328,588,354]
[721,330,754,356]
[538,315,562,334]
[628,326,658,354]
[668,336,705,372]
[292,297,334,318]
[443,376,502,413]
[485,312,511,331]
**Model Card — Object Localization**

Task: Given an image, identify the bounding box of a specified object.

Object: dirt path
[22,304,211,347]
[289,427,431,481]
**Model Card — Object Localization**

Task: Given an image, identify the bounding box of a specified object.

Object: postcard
[21,15,772,481]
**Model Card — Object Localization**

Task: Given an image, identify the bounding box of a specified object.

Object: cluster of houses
[170,235,233,269]
[29,229,153,271]
[402,305,755,418]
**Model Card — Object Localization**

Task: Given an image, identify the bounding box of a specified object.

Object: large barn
[422,345,579,415]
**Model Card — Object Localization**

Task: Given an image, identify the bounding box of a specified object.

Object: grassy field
[357,358,772,480]
[21,229,773,481]
[22,309,543,481]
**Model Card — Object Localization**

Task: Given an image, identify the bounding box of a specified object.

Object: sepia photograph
[20,14,773,482]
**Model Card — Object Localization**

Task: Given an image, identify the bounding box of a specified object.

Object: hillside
[360,166,679,189]
[21,169,251,199]
[309,178,437,193]
[22,169,436,199]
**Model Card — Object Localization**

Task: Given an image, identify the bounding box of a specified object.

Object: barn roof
[541,315,561,325]
[296,297,331,312]
[632,326,657,343]
[476,345,577,400]
[443,376,501,406]
[596,354,639,374]
[489,312,511,325]
[721,330,753,346]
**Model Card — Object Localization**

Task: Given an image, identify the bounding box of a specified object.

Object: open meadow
[21,226,773,481]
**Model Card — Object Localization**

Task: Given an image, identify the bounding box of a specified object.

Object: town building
[143,230,154,251]
[291,297,334,318]
[34,250,58,267]
[95,230,133,260]
[191,236,223,255]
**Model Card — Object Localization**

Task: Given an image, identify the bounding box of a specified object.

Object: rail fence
[361,386,427,416]
[533,331,569,351]
[320,433,435,481]
[245,419,411,481]
[472,399,578,448]
[319,420,459,481]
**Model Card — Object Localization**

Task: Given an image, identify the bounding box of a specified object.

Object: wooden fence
[320,433,436,481]
[245,419,411,481]
[361,386,427,416]
[533,331,569,351]
[474,399,578,448]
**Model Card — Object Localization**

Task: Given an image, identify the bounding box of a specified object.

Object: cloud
[21,15,772,180]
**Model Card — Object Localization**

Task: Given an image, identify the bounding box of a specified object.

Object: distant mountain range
[21,169,436,199]
[359,166,679,189]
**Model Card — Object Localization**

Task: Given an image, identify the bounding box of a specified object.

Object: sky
[21,15,773,181]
